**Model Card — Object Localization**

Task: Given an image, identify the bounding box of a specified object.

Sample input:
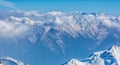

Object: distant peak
[109,45,120,52]
[111,45,120,49]
[68,59,79,62]
[65,59,85,65]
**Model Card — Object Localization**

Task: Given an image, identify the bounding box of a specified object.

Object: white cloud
[0,20,29,38]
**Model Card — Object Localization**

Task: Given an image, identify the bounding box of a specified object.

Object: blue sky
[0,0,120,15]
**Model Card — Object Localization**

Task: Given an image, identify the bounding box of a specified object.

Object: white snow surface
[0,56,28,65]
[65,46,120,65]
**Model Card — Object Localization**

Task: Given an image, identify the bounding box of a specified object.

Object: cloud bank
[0,10,120,52]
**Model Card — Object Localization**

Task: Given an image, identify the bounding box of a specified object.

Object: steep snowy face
[109,46,120,65]
[0,56,27,65]
[0,10,120,51]
[65,46,120,65]
[64,59,85,65]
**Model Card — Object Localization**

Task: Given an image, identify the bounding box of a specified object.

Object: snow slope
[65,46,120,65]
[0,55,27,65]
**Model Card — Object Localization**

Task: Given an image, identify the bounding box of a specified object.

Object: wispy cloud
[0,0,15,9]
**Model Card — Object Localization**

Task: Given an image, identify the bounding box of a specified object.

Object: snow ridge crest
[65,46,120,65]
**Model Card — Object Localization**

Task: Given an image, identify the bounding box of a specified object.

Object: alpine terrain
[65,46,120,65]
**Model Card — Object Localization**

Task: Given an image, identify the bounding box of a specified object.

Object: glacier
[64,46,120,65]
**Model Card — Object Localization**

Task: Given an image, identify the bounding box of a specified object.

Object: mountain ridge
[0,55,28,65]
[64,45,120,65]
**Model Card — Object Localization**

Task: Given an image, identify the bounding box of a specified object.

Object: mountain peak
[109,45,120,65]
[64,59,85,65]
[64,45,120,65]
[0,55,28,65]
[110,45,120,52]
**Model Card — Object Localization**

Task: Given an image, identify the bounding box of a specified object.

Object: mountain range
[0,10,120,65]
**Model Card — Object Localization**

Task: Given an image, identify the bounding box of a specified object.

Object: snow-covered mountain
[64,46,120,65]
[1,10,120,52]
[1,10,120,65]
[0,55,27,65]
